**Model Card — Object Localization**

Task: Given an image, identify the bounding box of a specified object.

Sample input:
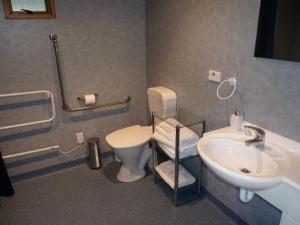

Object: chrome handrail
[49,33,131,112]
[63,96,131,112]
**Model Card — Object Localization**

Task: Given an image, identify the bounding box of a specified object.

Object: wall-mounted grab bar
[3,145,60,160]
[49,33,131,112]
[63,96,131,112]
[0,90,56,131]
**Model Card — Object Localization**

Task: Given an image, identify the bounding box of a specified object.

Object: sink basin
[197,134,284,191]
[197,125,300,224]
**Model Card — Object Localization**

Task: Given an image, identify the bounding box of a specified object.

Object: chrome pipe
[49,33,69,111]
[64,96,131,112]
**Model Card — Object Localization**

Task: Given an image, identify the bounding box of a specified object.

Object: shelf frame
[151,112,206,206]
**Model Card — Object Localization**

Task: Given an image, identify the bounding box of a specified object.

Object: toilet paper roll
[84,94,96,105]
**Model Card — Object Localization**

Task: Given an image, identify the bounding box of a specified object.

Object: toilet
[106,86,177,182]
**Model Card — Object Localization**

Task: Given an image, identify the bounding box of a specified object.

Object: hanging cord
[58,143,83,154]
[236,88,245,120]
[57,143,85,164]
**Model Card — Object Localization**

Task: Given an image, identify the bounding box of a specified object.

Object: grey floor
[0,159,238,225]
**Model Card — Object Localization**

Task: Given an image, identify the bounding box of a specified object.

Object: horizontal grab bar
[3,145,60,159]
[63,96,131,112]
[49,33,131,112]
[0,90,56,130]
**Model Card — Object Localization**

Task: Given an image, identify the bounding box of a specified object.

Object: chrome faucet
[244,125,265,149]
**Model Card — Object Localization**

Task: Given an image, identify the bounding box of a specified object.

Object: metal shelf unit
[151,113,206,206]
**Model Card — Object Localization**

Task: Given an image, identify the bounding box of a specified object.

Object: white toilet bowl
[106,125,152,182]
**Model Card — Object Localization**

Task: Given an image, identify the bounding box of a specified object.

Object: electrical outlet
[76,132,84,144]
[208,70,222,83]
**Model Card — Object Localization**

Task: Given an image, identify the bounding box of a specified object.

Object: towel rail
[49,33,131,112]
[3,145,60,160]
[0,90,56,130]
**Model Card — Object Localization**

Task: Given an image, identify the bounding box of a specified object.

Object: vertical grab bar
[49,33,70,111]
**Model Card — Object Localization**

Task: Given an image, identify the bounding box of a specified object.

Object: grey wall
[146,0,300,141]
[1,0,299,223]
[0,0,147,177]
[145,0,300,224]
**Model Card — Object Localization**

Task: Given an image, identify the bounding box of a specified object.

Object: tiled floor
[0,159,238,225]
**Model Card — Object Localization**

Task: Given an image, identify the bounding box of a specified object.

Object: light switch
[208,70,222,83]
[76,132,84,144]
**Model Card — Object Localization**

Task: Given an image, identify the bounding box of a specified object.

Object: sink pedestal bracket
[239,188,254,203]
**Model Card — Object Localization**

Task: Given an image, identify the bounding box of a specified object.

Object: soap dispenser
[230,106,243,130]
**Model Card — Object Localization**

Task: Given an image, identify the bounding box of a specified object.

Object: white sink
[197,125,300,225]
[198,136,283,190]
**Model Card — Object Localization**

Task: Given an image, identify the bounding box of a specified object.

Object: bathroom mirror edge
[254,0,300,63]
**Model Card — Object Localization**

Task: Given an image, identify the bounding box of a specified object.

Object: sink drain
[240,168,251,174]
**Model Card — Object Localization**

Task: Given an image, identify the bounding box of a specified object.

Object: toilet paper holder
[77,93,98,101]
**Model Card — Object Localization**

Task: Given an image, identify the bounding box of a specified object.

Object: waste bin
[87,137,102,169]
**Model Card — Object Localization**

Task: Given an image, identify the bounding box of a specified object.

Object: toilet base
[117,165,146,182]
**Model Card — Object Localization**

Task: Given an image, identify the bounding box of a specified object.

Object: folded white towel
[157,142,198,160]
[156,126,199,145]
[155,160,196,189]
[155,118,199,146]
[153,132,198,152]
[157,118,181,133]
[159,159,182,175]
[156,118,197,139]
[153,118,199,159]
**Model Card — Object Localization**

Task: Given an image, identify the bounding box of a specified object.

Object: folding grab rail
[0,90,56,130]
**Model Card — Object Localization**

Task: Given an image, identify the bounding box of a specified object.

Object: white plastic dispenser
[230,106,243,130]
[147,86,177,119]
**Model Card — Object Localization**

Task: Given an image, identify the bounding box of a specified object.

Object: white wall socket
[208,70,222,83]
[76,132,84,144]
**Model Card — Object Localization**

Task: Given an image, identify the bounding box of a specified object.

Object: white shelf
[155,160,196,189]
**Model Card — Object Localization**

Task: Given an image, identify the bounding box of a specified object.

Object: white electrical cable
[58,143,83,154]
[216,77,237,101]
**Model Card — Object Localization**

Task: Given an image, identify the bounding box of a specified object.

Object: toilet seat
[106,125,152,149]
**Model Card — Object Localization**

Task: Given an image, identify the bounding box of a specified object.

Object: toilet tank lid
[147,86,176,101]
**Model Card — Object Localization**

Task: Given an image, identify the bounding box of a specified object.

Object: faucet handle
[244,127,252,136]
[244,125,265,136]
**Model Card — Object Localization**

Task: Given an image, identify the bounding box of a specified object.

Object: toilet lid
[106,125,152,149]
